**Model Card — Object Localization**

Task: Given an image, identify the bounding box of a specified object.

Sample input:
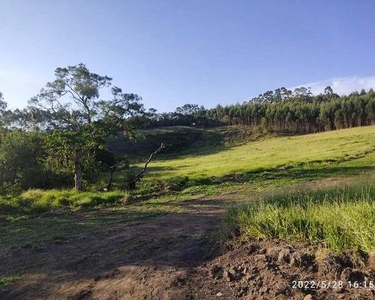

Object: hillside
[139,125,375,182]
[107,125,264,160]
[3,125,375,299]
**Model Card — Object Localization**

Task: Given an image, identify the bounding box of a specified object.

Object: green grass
[0,206,167,247]
[0,189,127,214]
[225,177,375,252]
[4,126,375,253]
[0,275,22,288]
[143,126,375,182]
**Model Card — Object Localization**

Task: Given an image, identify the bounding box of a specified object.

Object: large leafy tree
[30,63,144,191]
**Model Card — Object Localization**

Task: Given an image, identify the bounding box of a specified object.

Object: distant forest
[146,86,375,134]
[3,85,375,135]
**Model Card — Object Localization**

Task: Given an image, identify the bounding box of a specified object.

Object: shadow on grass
[245,165,375,182]
[0,208,167,246]
[108,126,231,161]
[0,198,226,299]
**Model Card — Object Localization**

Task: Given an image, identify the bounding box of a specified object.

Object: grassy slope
[145,126,375,181]
[4,125,375,254]
[134,126,375,252]
[109,126,263,162]
[5,126,375,288]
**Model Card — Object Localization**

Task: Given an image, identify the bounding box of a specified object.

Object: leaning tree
[29,63,144,191]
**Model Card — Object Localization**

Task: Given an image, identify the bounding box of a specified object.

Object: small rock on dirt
[210,265,223,279]
[277,248,291,264]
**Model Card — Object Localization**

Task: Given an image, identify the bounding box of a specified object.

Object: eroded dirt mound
[188,239,375,299]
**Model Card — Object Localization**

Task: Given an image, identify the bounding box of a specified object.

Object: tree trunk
[74,151,83,191]
[129,143,167,189]
[106,166,116,191]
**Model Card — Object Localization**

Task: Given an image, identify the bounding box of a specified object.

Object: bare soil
[0,198,225,300]
[2,192,375,299]
[191,239,375,299]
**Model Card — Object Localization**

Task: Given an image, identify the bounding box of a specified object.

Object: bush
[0,131,72,194]
[117,169,137,190]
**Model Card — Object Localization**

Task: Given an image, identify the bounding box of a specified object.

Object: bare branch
[129,143,168,188]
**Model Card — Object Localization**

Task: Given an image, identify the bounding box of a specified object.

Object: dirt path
[0,198,230,300]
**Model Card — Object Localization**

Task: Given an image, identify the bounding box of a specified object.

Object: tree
[324,86,333,96]
[0,92,5,111]
[0,92,6,130]
[29,63,144,191]
[294,87,312,98]
[280,87,292,100]
[334,109,345,129]
[175,104,200,116]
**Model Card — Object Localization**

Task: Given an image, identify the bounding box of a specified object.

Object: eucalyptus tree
[0,92,5,109]
[324,86,333,96]
[30,63,144,191]
[0,91,5,116]
[0,92,8,133]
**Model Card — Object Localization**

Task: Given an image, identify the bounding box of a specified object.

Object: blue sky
[1,0,375,112]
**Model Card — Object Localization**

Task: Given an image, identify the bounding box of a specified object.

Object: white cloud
[292,76,375,96]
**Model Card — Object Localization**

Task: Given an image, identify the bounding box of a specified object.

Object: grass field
[144,126,375,182]
[4,125,375,216]
[3,125,375,252]
[132,125,375,252]
[0,206,167,247]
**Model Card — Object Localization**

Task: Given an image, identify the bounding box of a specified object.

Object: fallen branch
[129,142,169,189]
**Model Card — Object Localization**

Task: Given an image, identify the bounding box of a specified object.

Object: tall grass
[225,178,375,252]
[0,189,127,214]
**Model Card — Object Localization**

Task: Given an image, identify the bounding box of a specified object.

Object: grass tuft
[0,275,21,287]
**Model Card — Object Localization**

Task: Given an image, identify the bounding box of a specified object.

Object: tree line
[146,86,375,134]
